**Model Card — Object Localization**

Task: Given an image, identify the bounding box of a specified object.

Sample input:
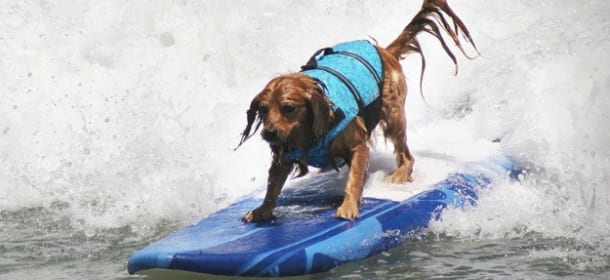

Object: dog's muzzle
[262,126,284,144]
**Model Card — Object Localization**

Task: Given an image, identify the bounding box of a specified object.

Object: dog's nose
[262,126,279,142]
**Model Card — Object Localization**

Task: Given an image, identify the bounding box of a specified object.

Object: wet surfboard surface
[128,156,520,277]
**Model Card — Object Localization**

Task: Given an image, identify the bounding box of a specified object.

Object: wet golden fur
[237,0,477,222]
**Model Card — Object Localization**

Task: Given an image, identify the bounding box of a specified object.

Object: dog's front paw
[335,203,360,221]
[242,207,273,223]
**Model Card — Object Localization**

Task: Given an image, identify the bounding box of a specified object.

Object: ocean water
[1,0,609,279]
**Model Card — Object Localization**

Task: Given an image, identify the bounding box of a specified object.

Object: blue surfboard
[127,156,521,277]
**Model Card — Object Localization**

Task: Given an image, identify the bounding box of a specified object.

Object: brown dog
[237,0,477,223]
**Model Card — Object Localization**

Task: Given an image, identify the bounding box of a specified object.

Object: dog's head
[238,74,331,153]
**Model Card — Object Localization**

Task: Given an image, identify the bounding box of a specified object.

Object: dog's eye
[258,105,269,115]
[281,104,295,114]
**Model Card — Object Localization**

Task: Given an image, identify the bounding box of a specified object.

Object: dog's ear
[236,94,263,149]
[308,90,331,140]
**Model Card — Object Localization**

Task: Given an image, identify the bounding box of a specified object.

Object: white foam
[0,1,608,257]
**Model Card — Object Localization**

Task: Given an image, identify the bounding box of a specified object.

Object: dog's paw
[387,170,413,184]
[335,203,360,221]
[242,207,273,223]
[387,163,414,183]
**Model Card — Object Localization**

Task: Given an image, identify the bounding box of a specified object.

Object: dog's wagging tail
[236,0,477,223]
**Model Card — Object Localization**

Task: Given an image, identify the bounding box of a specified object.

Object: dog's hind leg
[385,121,414,183]
[384,112,414,184]
[380,64,414,184]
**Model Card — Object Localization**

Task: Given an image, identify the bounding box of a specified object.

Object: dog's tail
[386,0,478,94]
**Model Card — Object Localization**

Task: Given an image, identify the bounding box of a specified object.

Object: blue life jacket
[283,40,383,169]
